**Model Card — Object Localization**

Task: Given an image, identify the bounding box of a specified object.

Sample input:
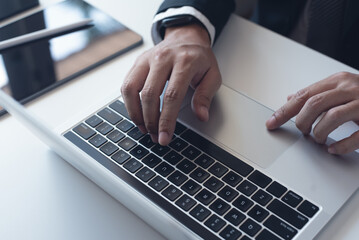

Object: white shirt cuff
[151,6,215,46]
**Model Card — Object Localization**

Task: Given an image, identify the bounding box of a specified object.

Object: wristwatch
[158,14,203,39]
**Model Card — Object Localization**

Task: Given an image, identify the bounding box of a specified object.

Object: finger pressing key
[158,64,196,145]
[141,61,172,142]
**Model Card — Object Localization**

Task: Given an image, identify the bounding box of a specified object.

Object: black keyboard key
[248,204,269,222]
[107,130,125,143]
[100,142,119,156]
[177,159,196,174]
[181,179,201,195]
[208,162,228,178]
[267,181,287,198]
[264,215,297,240]
[168,170,188,186]
[195,189,215,205]
[204,214,226,232]
[224,208,246,226]
[240,218,261,237]
[128,127,145,140]
[233,195,254,212]
[190,204,211,222]
[98,108,122,125]
[130,145,149,159]
[237,180,258,196]
[218,186,239,202]
[89,134,107,147]
[298,200,319,218]
[204,176,224,192]
[109,100,130,119]
[96,122,114,135]
[85,115,103,127]
[169,137,188,152]
[256,229,281,240]
[220,225,242,240]
[282,191,303,207]
[223,171,243,187]
[251,189,273,206]
[139,135,156,148]
[151,144,170,157]
[182,145,201,160]
[248,170,272,188]
[267,199,308,229]
[241,236,251,240]
[149,176,169,191]
[135,167,155,182]
[190,167,209,183]
[142,153,161,168]
[116,119,134,132]
[194,154,214,169]
[154,162,174,177]
[111,150,130,164]
[174,122,187,135]
[118,137,136,151]
[162,185,182,201]
[73,123,96,139]
[209,198,230,215]
[181,129,254,177]
[175,195,196,211]
[163,150,183,165]
[123,158,143,173]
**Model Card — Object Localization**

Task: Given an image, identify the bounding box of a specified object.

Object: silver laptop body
[1,15,359,240]
[1,76,359,240]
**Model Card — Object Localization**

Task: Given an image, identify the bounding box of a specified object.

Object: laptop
[1,17,359,240]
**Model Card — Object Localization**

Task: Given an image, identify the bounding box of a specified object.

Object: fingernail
[138,125,147,134]
[287,94,294,101]
[200,106,209,121]
[266,115,276,129]
[150,134,158,143]
[328,146,337,154]
[159,132,170,146]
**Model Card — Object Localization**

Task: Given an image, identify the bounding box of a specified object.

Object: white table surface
[0,0,358,239]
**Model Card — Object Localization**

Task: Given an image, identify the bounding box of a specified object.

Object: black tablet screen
[0,0,142,116]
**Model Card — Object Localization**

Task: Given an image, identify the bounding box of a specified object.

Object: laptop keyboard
[64,99,320,240]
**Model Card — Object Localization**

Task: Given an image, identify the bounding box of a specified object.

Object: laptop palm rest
[179,84,359,212]
[178,84,301,169]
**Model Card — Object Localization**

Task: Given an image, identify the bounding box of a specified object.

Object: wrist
[164,23,211,47]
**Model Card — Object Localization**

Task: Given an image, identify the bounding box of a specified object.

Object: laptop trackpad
[178,85,301,169]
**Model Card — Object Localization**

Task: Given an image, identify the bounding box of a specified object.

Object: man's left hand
[266,72,359,155]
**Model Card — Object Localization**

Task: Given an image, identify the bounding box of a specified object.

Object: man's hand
[266,72,359,155]
[121,23,221,146]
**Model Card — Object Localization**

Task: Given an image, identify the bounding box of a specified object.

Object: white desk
[0,0,358,239]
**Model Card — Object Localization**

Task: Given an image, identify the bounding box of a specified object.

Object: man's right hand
[121,23,221,146]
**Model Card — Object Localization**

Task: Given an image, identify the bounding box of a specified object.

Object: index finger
[266,75,337,130]
[266,88,310,129]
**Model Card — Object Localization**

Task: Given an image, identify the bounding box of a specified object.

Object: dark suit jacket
[157,0,359,70]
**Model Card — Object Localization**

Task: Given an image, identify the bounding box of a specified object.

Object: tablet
[0,0,39,21]
[0,0,142,116]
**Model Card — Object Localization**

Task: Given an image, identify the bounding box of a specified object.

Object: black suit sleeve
[156,0,235,42]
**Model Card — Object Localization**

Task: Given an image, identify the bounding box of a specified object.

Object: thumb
[191,67,222,122]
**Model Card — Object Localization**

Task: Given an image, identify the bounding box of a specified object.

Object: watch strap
[158,14,203,39]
